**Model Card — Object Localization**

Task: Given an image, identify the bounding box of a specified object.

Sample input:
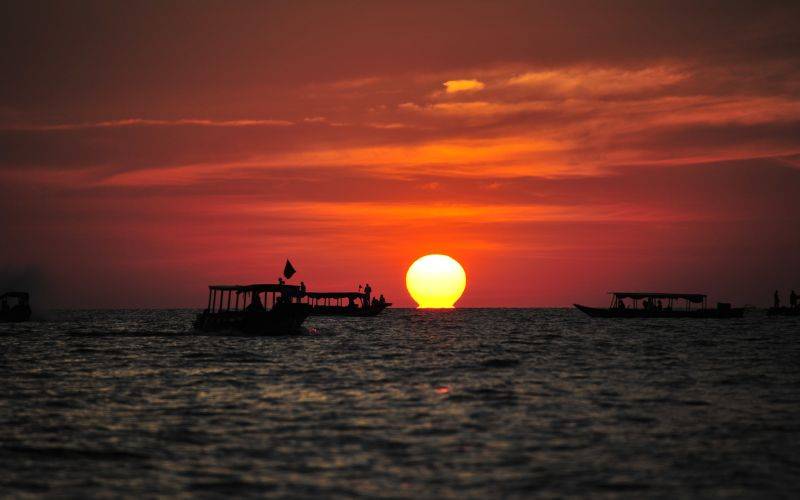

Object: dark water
[1,309,799,498]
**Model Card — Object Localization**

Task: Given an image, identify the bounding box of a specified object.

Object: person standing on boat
[300,281,307,297]
[774,290,780,308]
[247,293,265,311]
[364,283,372,308]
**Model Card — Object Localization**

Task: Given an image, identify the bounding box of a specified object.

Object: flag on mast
[283,259,296,279]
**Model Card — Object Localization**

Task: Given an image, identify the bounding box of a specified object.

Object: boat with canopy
[194,283,311,335]
[574,292,744,318]
[302,291,391,317]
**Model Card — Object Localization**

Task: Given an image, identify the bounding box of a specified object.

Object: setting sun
[406,254,467,308]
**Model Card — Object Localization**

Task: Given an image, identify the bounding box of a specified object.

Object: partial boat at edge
[0,291,32,323]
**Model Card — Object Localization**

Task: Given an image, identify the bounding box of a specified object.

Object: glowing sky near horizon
[1,1,799,307]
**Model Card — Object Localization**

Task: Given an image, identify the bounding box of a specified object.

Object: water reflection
[1,309,799,496]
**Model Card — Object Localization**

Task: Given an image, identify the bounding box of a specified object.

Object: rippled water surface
[1,309,799,497]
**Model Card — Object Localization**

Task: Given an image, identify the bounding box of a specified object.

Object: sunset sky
[1,0,799,308]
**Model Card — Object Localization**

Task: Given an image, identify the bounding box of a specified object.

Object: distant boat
[767,307,800,316]
[303,291,391,317]
[575,292,744,318]
[194,284,311,335]
[0,291,32,323]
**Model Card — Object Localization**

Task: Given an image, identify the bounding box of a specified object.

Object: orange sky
[1,0,799,307]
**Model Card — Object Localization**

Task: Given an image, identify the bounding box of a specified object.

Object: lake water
[1,309,799,497]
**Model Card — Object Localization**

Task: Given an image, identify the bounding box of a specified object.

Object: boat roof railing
[305,291,366,299]
[209,284,301,294]
[610,292,706,303]
[1,291,29,299]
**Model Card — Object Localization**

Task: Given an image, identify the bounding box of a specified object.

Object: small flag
[283,259,296,279]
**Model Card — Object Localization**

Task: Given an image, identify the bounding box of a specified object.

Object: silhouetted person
[774,290,780,308]
[247,293,265,311]
[379,294,385,304]
[791,290,798,309]
[657,299,663,311]
[364,283,372,307]
[300,281,306,296]
[617,300,626,310]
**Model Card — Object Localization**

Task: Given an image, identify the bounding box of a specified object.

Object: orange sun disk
[405,254,467,308]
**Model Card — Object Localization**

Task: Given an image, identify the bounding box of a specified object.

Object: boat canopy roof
[306,291,365,299]
[611,291,706,303]
[1,291,28,299]
[209,284,301,294]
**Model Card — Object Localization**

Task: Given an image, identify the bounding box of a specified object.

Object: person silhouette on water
[364,283,372,307]
[774,290,780,308]
[791,290,798,309]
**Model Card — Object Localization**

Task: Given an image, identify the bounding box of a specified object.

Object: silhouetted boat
[575,292,744,318]
[767,307,800,316]
[194,284,311,335]
[0,291,32,322]
[303,291,391,317]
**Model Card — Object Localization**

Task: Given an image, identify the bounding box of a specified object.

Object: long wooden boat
[194,284,311,335]
[303,291,391,317]
[0,292,32,323]
[575,292,744,319]
[767,307,800,316]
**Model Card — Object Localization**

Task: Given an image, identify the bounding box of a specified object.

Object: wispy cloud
[505,65,688,95]
[3,118,295,131]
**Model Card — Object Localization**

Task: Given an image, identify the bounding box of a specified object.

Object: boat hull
[574,303,744,319]
[0,306,32,323]
[308,303,391,317]
[194,303,312,335]
[767,307,800,316]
